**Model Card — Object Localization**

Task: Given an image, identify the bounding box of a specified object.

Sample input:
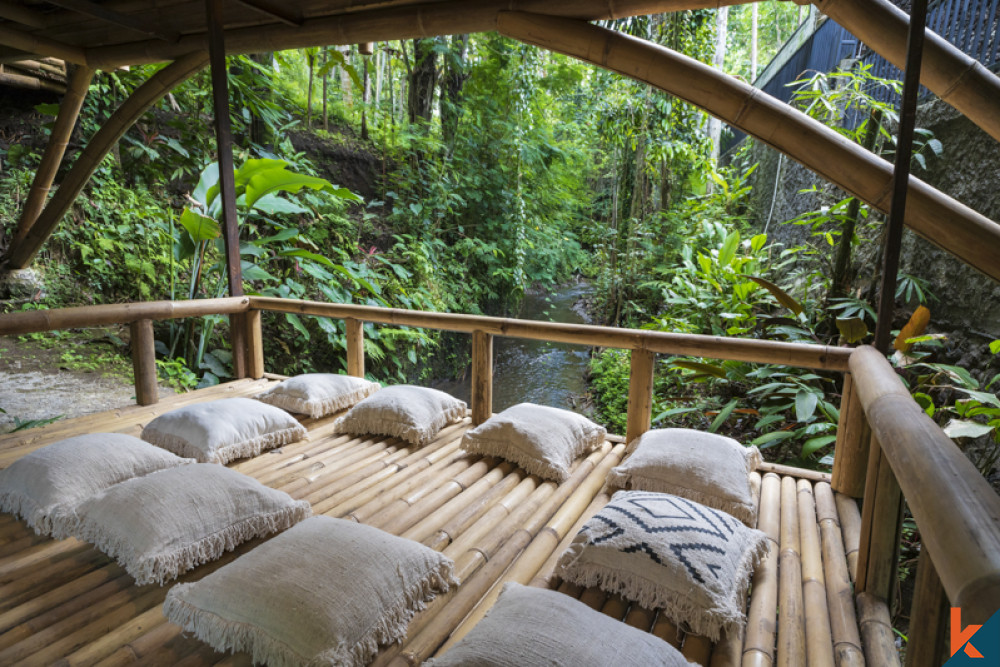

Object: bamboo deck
[0,379,897,666]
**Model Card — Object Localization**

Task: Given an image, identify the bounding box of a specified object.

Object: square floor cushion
[74,463,311,585]
[427,583,695,666]
[0,433,193,538]
[164,515,457,667]
[606,428,761,526]
[460,403,606,481]
[556,490,768,641]
[141,397,307,464]
[334,385,466,446]
[255,373,381,419]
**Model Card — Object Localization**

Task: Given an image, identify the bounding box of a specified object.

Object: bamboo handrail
[248,296,851,370]
[849,345,1000,624]
[496,12,1000,284]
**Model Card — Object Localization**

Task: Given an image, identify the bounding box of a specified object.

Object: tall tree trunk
[441,34,470,152]
[708,7,728,162]
[322,49,329,132]
[374,48,384,129]
[306,51,314,129]
[361,56,370,140]
[249,52,272,147]
[338,46,354,107]
[407,38,438,125]
[750,4,758,81]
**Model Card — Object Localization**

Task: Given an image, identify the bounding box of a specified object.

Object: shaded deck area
[0,379,893,666]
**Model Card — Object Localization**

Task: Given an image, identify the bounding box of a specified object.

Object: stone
[0,268,45,300]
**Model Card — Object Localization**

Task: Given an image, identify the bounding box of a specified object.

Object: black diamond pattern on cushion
[583,492,742,585]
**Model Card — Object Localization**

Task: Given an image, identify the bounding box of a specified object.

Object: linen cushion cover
[461,403,606,481]
[556,490,768,641]
[141,397,307,464]
[0,433,194,538]
[75,463,311,585]
[163,515,457,667]
[334,385,466,446]
[426,583,695,667]
[606,428,762,525]
[255,373,380,419]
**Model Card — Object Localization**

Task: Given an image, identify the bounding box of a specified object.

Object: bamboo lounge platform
[0,377,892,666]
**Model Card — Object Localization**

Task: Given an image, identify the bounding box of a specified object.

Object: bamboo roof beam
[0,24,86,65]
[43,0,178,42]
[233,0,302,27]
[0,1,48,29]
[496,12,1000,284]
[1,51,209,271]
[814,0,1000,144]
[81,0,763,69]
[0,68,66,92]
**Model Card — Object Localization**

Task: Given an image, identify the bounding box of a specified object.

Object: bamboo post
[778,476,806,667]
[905,549,948,667]
[229,313,248,379]
[471,330,493,426]
[345,317,364,377]
[743,473,780,667]
[831,372,870,498]
[495,13,1000,284]
[5,65,94,259]
[856,592,902,667]
[854,434,904,606]
[625,348,655,445]
[129,319,158,406]
[796,479,835,667]
[3,52,209,270]
[245,309,265,379]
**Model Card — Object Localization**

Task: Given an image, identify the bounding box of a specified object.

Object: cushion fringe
[256,384,379,419]
[334,404,466,446]
[143,424,307,464]
[164,559,457,667]
[78,501,311,586]
[603,471,758,527]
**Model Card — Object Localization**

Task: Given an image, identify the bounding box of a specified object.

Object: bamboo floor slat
[0,380,899,666]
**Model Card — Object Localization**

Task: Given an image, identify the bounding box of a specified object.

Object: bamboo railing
[1,296,997,654]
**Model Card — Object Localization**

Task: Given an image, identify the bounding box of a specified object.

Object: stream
[434,280,595,414]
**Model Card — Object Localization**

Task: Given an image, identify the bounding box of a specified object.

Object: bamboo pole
[356,458,476,527]
[495,13,1000,284]
[777,476,805,667]
[129,319,158,406]
[816,0,1000,143]
[683,634,713,666]
[600,594,630,621]
[60,605,167,667]
[4,52,210,270]
[0,25,86,65]
[579,586,609,611]
[245,309,264,379]
[856,592,902,667]
[756,461,831,483]
[652,610,681,649]
[854,433,903,605]
[709,627,743,667]
[743,473,780,667]
[813,483,865,667]
[422,469,529,551]
[0,70,66,92]
[5,65,93,258]
[905,549,948,667]
[250,297,851,371]
[625,348,655,445]
[796,480,834,667]
[835,492,862,583]
[831,372,870,498]
[470,330,492,426]
[345,317,364,377]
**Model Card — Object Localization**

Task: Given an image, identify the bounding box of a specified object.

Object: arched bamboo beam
[2,52,208,271]
[82,0,764,69]
[497,12,1000,283]
[814,0,1000,144]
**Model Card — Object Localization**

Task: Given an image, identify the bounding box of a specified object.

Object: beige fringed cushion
[461,403,606,481]
[0,433,194,539]
[556,491,768,641]
[141,397,306,464]
[334,385,466,445]
[255,373,380,418]
[74,464,310,585]
[164,515,457,667]
[606,428,761,526]
[427,583,694,667]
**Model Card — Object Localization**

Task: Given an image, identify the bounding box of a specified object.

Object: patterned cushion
[334,385,466,446]
[0,433,193,538]
[74,464,311,585]
[255,373,380,419]
[606,428,761,525]
[461,403,606,481]
[164,516,457,667]
[141,397,307,464]
[427,583,695,666]
[556,490,768,641]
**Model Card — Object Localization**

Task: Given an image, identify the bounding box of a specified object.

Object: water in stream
[434,281,595,414]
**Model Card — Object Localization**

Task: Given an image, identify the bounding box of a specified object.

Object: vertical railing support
[245,309,264,379]
[831,372,871,498]
[129,318,158,406]
[855,434,904,604]
[229,313,248,378]
[625,348,655,445]
[471,330,493,426]
[905,549,948,667]
[346,318,364,377]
